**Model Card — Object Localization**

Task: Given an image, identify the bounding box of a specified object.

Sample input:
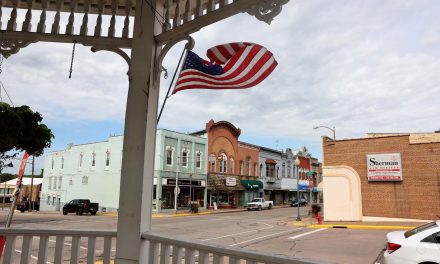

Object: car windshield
[251,199,261,202]
[404,222,438,238]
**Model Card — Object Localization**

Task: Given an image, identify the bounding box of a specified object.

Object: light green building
[41,129,208,213]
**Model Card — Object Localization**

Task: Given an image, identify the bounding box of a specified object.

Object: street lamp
[313,126,336,140]
[294,156,301,221]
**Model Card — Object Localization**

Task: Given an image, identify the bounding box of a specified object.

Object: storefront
[207,174,245,209]
[154,177,206,211]
[240,180,263,205]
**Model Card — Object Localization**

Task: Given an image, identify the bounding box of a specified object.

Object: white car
[384,220,440,264]
[246,198,273,211]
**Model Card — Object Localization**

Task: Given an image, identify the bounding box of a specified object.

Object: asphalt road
[0,207,390,264]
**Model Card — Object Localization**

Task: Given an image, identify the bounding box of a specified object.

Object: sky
[1,0,440,174]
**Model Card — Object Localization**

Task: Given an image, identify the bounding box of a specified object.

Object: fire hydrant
[311,204,323,225]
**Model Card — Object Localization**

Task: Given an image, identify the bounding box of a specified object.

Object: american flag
[172,42,278,94]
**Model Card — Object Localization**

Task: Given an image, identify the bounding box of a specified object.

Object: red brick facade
[323,135,440,220]
[206,120,259,177]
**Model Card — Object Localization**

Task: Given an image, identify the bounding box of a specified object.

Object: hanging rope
[157,46,188,124]
[0,81,14,106]
[69,41,77,79]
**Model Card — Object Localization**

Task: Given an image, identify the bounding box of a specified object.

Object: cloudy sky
[2,0,440,174]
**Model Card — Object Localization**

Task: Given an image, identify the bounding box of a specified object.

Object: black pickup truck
[63,199,99,215]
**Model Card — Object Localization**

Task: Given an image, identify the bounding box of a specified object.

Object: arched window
[106,150,110,166]
[166,146,174,165]
[282,163,285,178]
[196,151,202,168]
[229,158,235,175]
[209,154,216,172]
[260,164,263,177]
[219,153,227,173]
[254,163,258,176]
[239,161,243,175]
[277,167,280,179]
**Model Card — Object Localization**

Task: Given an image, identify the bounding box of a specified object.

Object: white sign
[213,202,218,210]
[225,177,237,186]
[367,153,403,181]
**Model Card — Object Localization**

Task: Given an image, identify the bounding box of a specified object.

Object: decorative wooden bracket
[90,45,131,77]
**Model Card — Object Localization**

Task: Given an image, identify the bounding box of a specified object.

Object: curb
[308,224,416,230]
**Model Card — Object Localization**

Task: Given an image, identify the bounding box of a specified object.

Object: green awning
[308,171,316,175]
[240,180,263,190]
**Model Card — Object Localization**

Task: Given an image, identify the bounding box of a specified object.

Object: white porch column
[115,0,160,262]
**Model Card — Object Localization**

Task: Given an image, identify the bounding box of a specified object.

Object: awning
[265,159,277,165]
[240,180,263,190]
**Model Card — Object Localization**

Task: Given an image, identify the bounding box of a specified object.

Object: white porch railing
[142,232,331,264]
[0,228,116,264]
[0,229,330,264]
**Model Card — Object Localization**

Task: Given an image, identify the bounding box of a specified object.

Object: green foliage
[0,103,54,172]
[0,173,16,183]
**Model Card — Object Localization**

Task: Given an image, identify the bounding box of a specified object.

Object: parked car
[290,198,308,207]
[384,220,440,264]
[63,199,99,215]
[17,201,40,212]
[246,198,273,211]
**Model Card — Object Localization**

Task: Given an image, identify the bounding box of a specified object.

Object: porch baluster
[87,236,97,263]
[184,248,196,264]
[121,0,131,38]
[163,0,171,31]
[107,0,118,37]
[173,1,181,27]
[207,0,215,12]
[20,235,33,264]
[36,0,48,33]
[66,0,77,35]
[172,245,184,264]
[195,0,203,18]
[103,236,113,264]
[160,243,172,264]
[3,235,16,264]
[213,254,225,264]
[51,0,64,34]
[70,236,81,264]
[183,0,191,23]
[21,0,33,32]
[6,0,19,31]
[37,235,49,264]
[80,0,91,35]
[54,235,65,263]
[94,0,105,36]
[198,250,210,264]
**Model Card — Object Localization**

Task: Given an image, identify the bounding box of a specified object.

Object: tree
[0,102,54,173]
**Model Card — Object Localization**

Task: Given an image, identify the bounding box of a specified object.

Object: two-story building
[41,129,208,213]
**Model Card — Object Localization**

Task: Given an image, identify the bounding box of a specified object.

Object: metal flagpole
[157,47,188,123]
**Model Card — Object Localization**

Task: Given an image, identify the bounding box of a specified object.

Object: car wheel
[247,208,251,211]
[258,205,262,211]
[91,211,97,215]
[268,204,272,210]
[20,209,25,213]
[77,209,83,215]
[63,210,68,215]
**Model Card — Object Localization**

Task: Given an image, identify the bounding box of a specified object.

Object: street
[0,207,389,263]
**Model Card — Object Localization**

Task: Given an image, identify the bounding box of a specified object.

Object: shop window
[260,164,263,177]
[266,164,275,177]
[254,163,258,176]
[219,153,227,173]
[53,177,57,190]
[277,167,280,179]
[230,158,235,175]
[196,151,202,168]
[58,176,62,189]
[51,159,54,170]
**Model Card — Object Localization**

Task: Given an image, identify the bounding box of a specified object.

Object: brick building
[192,120,261,208]
[322,132,440,221]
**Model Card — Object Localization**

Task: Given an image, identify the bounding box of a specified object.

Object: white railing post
[37,236,49,264]
[3,235,16,264]
[87,236,97,263]
[70,236,81,264]
[103,236,113,264]
[54,235,65,263]
[20,235,33,264]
